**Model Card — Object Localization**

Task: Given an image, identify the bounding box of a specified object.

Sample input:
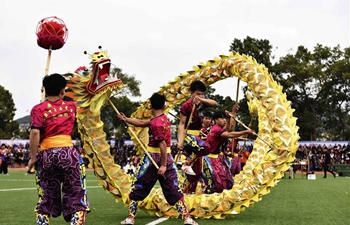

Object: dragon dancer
[28,73,90,225]
[222,106,244,176]
[182,110,213,194]
[177,80,217,191]
[117,93,198,225]
[201,111,254,193]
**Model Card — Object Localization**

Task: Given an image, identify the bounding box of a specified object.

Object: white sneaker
[184,217,198,225]
[181,164,196,176]
[121,217,134,225]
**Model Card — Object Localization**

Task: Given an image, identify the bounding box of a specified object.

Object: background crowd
[1,140,350,175]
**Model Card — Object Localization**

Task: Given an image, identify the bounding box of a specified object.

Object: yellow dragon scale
[127,51,299,218]
[67,50,299,219]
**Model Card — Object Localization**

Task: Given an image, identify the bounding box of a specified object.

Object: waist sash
[187,129,200,136]
[40,135,73,151]
[147,146,171,154]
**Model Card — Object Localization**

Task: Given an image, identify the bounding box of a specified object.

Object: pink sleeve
[30,106,43,129]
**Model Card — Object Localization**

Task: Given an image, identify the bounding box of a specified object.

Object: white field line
[145,217,169,225]
[2,184,169,225]
[0,179,97,182]
[0,186,101,192]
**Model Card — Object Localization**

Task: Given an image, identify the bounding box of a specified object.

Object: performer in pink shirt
[202,111,254,193]
[182,110,213,194]
[177,81,217,194]
[28,73,90,225]
[118,93,198,225]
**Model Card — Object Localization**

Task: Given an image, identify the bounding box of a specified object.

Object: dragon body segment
[65,49,299,219]
[130,51,299,218]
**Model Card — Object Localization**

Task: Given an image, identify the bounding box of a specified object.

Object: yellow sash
[187,129,200,136]
[207,153,219,159]
[147,146,171,154]
[40,135,73,151]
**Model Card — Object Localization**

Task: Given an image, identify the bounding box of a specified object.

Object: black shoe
[323,177,326,178]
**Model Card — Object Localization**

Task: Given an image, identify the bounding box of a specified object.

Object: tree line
[1,36,349,141]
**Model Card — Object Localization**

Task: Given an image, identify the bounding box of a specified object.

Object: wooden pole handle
[228,112,275,149]
[231,78,240,154]
[41,49,52,102]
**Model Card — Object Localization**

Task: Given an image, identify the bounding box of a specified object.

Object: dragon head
[64,46,125,115]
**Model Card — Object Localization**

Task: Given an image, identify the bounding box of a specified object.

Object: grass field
[0,170,349,225]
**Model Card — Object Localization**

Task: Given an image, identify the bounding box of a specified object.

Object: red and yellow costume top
[30,100,76,150]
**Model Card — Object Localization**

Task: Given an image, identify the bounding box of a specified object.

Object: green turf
[0,171,349,225]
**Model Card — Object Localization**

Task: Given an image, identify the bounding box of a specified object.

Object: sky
[0,0,349,120]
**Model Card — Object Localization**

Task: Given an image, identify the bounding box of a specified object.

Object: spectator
[0,148,9,175]
[123,161,136,175]
[322,147,336,178]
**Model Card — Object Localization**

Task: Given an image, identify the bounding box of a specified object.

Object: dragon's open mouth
[88,58,121,93]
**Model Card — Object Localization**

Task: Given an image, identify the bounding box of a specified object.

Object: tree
[205,86,235,112]
[229,36,276,132]
[101,95,140,140]
[273,45,350,140]
[0,85,19,138]
[101,67,142,140]
[16,115,30,139]
[229,36,274,69]
[111,67,141,97]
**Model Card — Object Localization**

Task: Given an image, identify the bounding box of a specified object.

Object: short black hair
[203,111,213,118]
[212,111,227,120]
[190,80,206,93]
[150,93,165,110]
[43,73,66,96]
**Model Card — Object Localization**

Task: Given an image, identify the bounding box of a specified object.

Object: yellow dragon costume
[64,48,299,219]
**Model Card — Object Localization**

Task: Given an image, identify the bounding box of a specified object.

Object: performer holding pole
[177,80,217,194]
[174,104,196,164]
[28,74,89,225]
[108,99,159,169]
[29,17,88,225]
[201,111,255,193]
[117,93,198,225]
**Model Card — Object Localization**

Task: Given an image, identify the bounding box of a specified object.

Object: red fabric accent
[75,66,87,74]
[36,16,68,50]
